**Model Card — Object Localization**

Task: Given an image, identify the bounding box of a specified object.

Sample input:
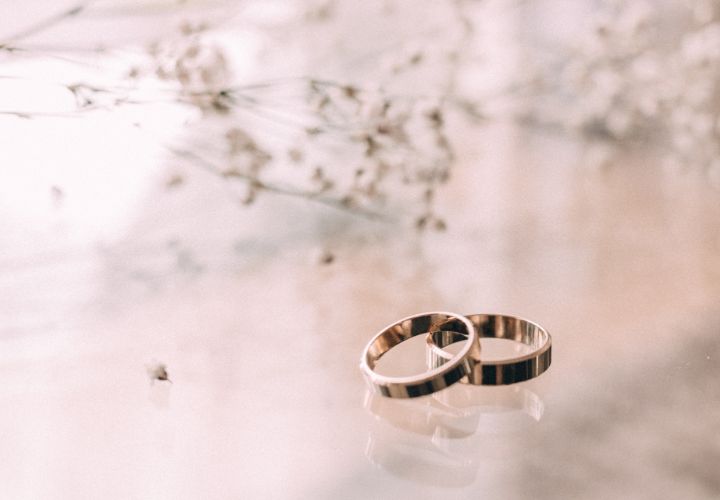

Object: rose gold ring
[426,314,551,385]
[360,312,481,398]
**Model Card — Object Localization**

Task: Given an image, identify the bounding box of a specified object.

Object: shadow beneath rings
[364,384,545,487]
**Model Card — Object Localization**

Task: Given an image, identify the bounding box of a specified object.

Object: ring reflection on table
[365,383,544,436]
[364,383,546,482]
[365,420,477,488]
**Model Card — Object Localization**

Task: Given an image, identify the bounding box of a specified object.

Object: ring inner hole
[373,334,438,377]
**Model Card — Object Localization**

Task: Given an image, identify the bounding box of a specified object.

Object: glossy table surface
[2,2,720,499]
[2,118,720,499]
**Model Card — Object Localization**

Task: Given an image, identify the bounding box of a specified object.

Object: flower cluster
[665,16,720,174]
[139,19,462,228]
[142,21,232,112]
[559,2,660,140]
[1,1,483,229]
[549,0,720,174]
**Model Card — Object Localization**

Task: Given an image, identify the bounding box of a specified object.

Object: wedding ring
[427,314,551,385]
[360,312,481,398]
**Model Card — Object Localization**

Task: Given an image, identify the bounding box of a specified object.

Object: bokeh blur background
[1,1,719,499]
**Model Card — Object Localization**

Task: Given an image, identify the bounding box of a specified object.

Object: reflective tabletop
[1,1,719,498]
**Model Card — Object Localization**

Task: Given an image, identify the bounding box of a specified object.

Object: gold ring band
[426,314,551,385]
[360,312,481,398]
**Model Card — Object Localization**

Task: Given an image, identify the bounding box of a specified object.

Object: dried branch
[1,1,92,44]
[0,3,481,228]
[166,145,386,220]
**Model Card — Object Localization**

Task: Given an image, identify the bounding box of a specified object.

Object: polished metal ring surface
[360,312,481,398]
[427,314,551,385]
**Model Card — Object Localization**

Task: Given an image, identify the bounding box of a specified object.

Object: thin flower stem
[166,146,385,220]
[0,110,85,119]
[1,1,94,44]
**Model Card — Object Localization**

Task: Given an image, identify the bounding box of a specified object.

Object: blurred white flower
[548,0,720,172]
